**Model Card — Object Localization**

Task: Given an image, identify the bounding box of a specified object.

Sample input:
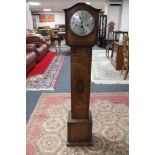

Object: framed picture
[39,15,47,22]
[47,15,55,22]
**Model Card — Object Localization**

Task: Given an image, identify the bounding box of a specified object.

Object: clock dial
[70,10,95,36]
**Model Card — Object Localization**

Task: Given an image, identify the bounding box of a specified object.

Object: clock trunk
[71,47,92,119]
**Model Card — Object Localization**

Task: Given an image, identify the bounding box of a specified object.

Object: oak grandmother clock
[64,3,100,146]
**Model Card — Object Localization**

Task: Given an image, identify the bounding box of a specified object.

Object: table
[111,41,126,70]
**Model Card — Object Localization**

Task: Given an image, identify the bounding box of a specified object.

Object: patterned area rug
[26,54,65,90]
[91,50,129,84]
[27,93,129,155]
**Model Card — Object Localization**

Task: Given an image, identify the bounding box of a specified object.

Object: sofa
[26,29,51,74]
[26,34,49,62]
[26,44,37,73]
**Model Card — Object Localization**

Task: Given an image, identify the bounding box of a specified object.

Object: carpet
[91,50,129,84]
[27,93,129,155]
[26,54,65,90]
[27,52,56,78]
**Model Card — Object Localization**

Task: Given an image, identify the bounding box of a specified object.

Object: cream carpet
[91,50,129,84]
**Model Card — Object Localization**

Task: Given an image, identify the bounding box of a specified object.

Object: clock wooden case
[64,3,100,146]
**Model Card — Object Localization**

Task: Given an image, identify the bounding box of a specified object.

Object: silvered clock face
[70,10,95,36]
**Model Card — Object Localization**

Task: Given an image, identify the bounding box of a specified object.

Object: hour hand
[79,16,83,25]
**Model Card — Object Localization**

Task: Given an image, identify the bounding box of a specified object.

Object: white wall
[33,12,65,28]
[26,3,33,29]
[104,1,109,15]
[31,1,129,31]
[107,5,122,31]
[120,0,129,31]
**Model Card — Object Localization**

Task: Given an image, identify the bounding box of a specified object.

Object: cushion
[26,52,37,64]
[26,35,42,47]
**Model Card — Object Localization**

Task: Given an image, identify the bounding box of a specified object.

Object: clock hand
[79,16,85,29]
[79,16,84,25]
[79,16,87,33]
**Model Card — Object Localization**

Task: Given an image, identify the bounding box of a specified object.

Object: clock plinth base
[67,141,92,147]
[67,110,93,147]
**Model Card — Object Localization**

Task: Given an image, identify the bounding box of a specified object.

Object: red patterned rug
[26,53,65,90]
[27,52,56,78]
[27,93,129,155]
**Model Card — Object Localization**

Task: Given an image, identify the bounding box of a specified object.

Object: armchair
[26,44,37,73]
[121,35,129,80]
